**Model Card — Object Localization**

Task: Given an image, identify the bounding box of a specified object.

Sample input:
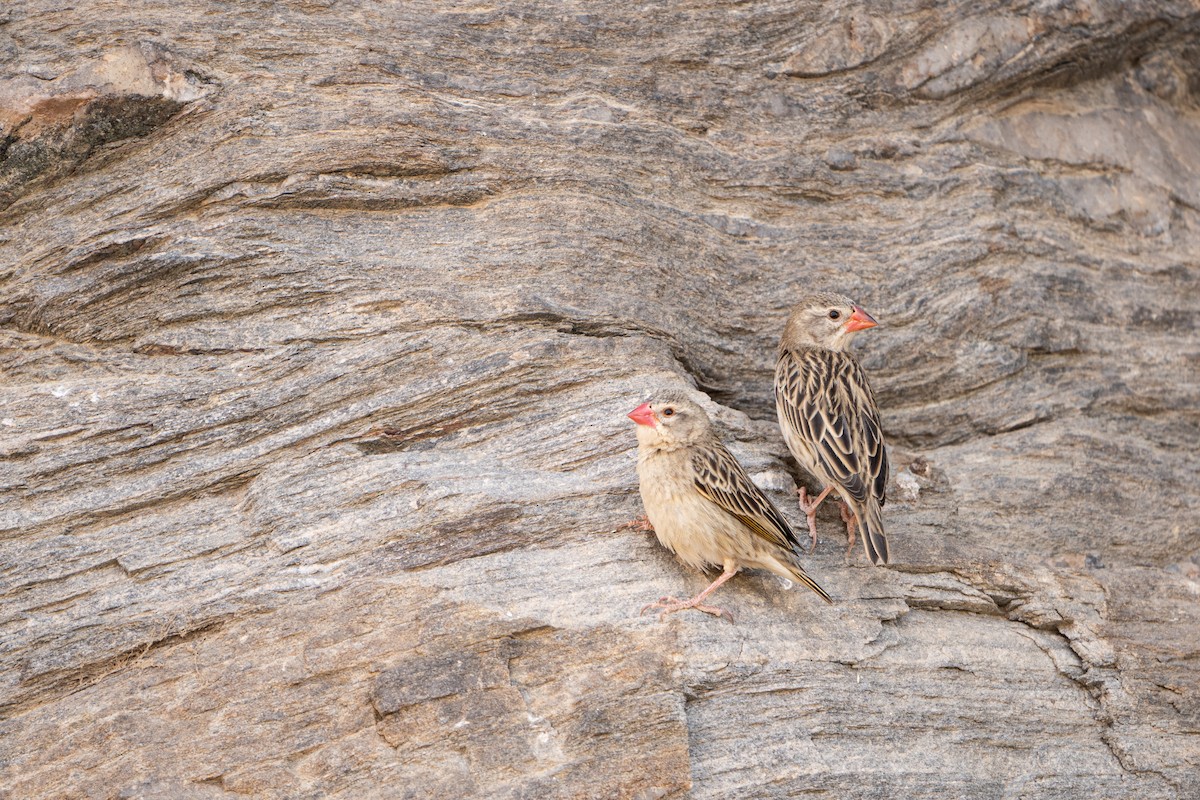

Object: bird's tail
[784,558,833,604]
[859,499,889,566]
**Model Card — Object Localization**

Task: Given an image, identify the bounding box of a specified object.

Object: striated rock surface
[2,1,1198,797]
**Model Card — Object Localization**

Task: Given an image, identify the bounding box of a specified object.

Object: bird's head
[780,291,877,352]
[627,393,711,448]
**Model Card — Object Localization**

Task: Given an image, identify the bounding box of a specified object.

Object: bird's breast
[636,447,742,573]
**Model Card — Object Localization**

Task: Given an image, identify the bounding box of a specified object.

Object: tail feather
[785,559,833,604]
[859,500,889,566]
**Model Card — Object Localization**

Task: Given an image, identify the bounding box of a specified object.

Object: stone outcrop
[2,2,1198,797]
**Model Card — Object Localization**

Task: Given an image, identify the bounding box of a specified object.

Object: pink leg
[616,514,654,533]
[641,567,738,623]
[839,502,858,557]
[797,486,834,549]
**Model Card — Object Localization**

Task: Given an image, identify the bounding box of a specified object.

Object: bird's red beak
[844,306,878,333]
[628,402,656,427]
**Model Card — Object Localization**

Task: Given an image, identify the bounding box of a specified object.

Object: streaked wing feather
[862,393,889,506]
[690,442,801,553]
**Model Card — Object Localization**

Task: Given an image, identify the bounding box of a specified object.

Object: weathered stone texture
[2,1,1198,797]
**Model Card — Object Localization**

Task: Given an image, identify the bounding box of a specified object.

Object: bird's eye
[662,407,675,417]
[828,309,841,320]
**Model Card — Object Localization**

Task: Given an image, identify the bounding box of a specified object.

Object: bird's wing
[690,439,802,553]
[858,368,889,507]
[776,349,888,506]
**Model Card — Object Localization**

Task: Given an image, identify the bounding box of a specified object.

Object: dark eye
[828,309,841,320]
[662,407,675,417]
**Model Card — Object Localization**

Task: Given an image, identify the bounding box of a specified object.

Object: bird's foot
[839,502,859,558]
[797,486,834,550]
[616,514,654,533]
[640,595,735,624]
[796,487,820,550]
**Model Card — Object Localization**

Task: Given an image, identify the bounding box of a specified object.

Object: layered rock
[2,2,1198,797]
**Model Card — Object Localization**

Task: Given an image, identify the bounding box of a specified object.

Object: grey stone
[1,1,1198,798]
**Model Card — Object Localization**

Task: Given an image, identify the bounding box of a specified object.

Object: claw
[640,595,684,616]
[797,486,834,550]
[639,567,739,624]
[796,487,819,549]
[839,502,858,557]
[642,596,734,623]
[617,514,655,533]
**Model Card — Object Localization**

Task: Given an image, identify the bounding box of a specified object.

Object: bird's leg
[797,486,834,549]
[616,514,654,533]
[839,502,859,557]
[641,567,738,623]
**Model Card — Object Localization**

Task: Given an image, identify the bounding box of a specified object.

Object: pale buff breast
[636,445,798,580]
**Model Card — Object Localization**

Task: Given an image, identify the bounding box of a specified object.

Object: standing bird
[628,393,832,622]
[775,292,890,565]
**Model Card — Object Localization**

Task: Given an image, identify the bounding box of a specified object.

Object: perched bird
[775,292,890,565]
[628,393,832,621]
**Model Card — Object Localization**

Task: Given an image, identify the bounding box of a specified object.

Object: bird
[628,392,832,622]
[775,291,890,565]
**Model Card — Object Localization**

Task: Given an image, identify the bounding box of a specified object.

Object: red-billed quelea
[628,393,832,622]
[775,292,890,565]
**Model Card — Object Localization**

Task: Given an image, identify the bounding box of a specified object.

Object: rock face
[2,2,1198,797]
